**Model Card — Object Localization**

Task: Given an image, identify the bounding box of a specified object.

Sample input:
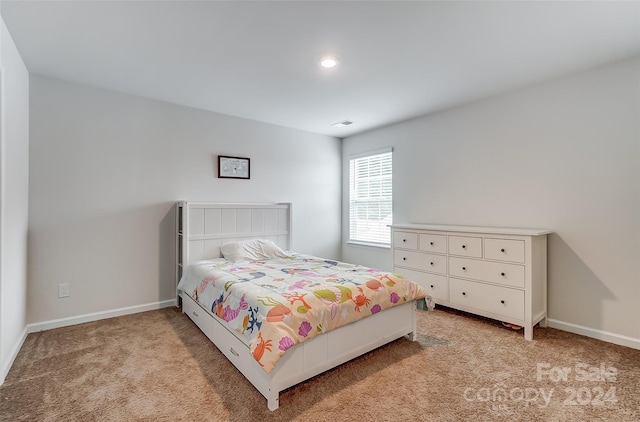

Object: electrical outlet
[58,283,70,298]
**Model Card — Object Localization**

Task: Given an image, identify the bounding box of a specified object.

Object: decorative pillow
[220,239,289,262]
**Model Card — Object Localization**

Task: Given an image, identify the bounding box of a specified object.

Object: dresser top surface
[390,223,552,236]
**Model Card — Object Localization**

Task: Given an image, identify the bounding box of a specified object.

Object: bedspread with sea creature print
[177,254,431,373]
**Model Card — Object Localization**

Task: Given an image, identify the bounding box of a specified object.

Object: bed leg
[267,393,279,411]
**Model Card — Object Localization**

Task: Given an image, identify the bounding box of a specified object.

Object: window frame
[347,147,393,248]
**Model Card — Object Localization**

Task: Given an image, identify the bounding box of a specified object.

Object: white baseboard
[27,299,177,334]
[547,318,640,350]
[0,326,29,386]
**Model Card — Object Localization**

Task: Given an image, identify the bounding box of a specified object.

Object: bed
[175,202,430,410]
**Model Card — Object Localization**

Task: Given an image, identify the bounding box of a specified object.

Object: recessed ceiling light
[320,56,338,68]
[332,120,353,127]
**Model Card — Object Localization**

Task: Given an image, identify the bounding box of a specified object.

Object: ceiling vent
[332,120,354,127]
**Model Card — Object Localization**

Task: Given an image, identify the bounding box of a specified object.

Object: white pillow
[220,239,289,262]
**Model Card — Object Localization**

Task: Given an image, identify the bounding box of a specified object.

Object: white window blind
[349,149,392,246]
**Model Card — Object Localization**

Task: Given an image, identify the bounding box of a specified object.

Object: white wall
[0,16,29,383]
[342,57,640,343]
[28,75,341,324]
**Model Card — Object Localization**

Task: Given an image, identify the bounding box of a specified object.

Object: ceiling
[2,1,639,138]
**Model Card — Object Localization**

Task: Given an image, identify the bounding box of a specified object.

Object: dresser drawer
[393,231,418,250]
[419,234,447,254]
[448,235,482,258]
[394,250,447,275]
[449,257,525,288]
[394,268,449,302]
[484,238,525,263]
[450,278,524,320]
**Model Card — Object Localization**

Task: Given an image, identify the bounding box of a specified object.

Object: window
[348,148,392,246]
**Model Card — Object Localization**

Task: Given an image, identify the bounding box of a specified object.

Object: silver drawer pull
[230,347,240,357]
[192,310,199,318]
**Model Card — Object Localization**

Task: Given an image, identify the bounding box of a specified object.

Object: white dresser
[390,224,551,340]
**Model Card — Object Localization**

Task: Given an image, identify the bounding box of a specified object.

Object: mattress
[177,253,431,373]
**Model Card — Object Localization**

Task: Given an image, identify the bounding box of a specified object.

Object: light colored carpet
[1,306,638,421]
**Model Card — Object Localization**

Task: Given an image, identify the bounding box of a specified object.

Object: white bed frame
[176,202,419,410]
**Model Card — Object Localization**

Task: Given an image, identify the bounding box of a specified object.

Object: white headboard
[175,202,292,286]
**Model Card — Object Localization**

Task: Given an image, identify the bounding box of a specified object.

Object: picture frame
[218,155,250,179]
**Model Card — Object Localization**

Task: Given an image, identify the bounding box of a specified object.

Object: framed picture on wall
[218,155,250,179]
